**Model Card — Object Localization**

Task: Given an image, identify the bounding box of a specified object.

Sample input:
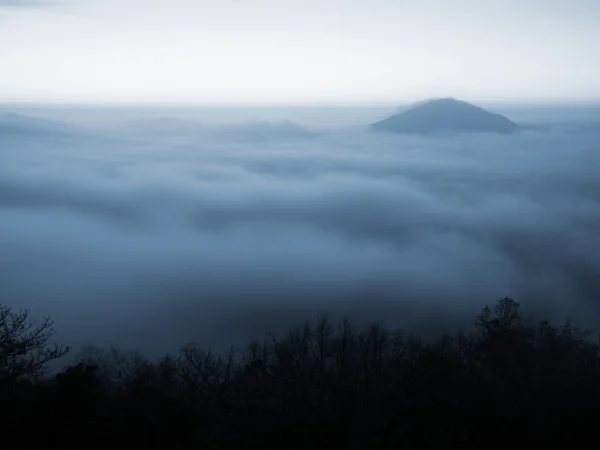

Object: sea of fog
[1,104,599,357]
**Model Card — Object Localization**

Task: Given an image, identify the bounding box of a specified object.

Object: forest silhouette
[1,298,599,448]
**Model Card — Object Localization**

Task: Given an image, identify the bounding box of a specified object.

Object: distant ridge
[369,98,519,135]
[124,117,318,141]
[0,113,77,137]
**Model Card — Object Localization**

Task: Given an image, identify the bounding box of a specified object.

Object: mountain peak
[370,98,519,135]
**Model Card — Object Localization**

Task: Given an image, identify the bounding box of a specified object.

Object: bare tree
[0,304,69,381]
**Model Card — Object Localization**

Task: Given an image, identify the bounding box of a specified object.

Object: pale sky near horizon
[0,0,599,105]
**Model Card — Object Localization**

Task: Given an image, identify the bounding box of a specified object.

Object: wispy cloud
[0,0,58,8]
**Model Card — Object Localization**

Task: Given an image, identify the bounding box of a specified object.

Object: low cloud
[1,111,600,357]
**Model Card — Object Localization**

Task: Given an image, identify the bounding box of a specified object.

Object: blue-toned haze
[1,1,600,357]
[1,105,600,355]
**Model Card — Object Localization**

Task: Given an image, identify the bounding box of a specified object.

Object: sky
[1,0,599,105]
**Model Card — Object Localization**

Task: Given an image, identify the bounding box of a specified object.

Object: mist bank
[1,107,599,356]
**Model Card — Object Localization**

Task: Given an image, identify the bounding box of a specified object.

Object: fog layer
[1,109,599,356]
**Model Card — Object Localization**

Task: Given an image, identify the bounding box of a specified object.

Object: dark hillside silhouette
[2,298,600,448]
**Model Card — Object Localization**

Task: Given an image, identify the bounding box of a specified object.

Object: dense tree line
[1,298,600,448]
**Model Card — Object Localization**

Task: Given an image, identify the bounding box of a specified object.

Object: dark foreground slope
[2,298,600,449]
[370,98,519,135]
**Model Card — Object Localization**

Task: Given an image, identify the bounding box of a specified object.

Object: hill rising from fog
[369,98,519,135]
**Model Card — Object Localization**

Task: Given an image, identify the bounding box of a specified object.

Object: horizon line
[2,98,600,109]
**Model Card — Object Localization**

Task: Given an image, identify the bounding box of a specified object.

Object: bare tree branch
[0,304,69,380]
